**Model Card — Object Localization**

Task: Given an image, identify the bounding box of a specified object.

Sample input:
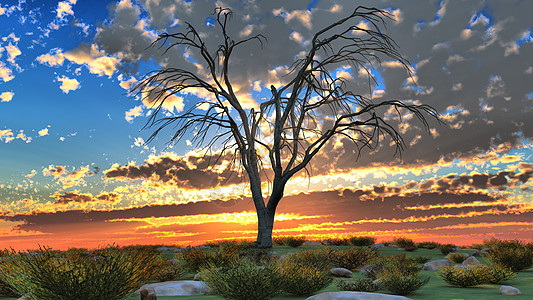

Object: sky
[1,0,533,251]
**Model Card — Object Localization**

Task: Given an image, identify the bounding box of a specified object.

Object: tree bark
[256,206,276,248]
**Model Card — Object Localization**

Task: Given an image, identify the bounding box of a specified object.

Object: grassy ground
[2,245,531,300]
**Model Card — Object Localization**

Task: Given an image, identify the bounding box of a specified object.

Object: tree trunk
[256,207,276,248]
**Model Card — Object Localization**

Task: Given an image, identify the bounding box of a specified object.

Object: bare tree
[132,6,440,248]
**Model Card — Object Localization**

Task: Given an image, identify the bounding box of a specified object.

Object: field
[1,241,532,300]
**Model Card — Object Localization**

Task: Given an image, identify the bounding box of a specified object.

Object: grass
[2,243,532,300]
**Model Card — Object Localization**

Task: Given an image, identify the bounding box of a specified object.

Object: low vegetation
[1,237,531,300]
[201,259,284,300]
[0,245,161,300]
[483,239,533,272]
[336,278,378,292]
[446,252,470,264]
[348,236,376,247]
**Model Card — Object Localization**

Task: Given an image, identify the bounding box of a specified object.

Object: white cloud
[38,128,49,136]
[0,129,14,143]
[36,48,65,67]
[273,7,312,29]
[5,43,21,64]
[0,91,14,102]
[56,0,77,19]
[64,44,120,78]
[125,105,143,122]
[118,74,138,90]
[0,61,14,82]
[57,75,81,94]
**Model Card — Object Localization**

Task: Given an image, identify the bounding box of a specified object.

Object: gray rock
[462,256,481,265]
[195,244,210,249]
[140,287,157,300]
[330,267,352,278]
[17,295,30,300]
[305,240,323,246]
[423,259,453,271]
[500,285,521,295]
[371,243,384,250]
[389,244,399,248]
[204,285,217,295]
[193,272,202,281]
[135,281,206,296]
[306,291,413,300]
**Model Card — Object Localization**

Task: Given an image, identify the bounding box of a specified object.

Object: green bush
[363,255,421,280]
[392,237,416,249]
[151,258,183,282]
[377,269,429,296]
[201,259,283,300]
[486,264,517,283]
[285,236,306,248]
[446,252,470,264]
[438,244,456,256]
[272,237,286,246]
[484,239,533,272]
[348,236,376,247]
[179,246,239,272]
[416,241,439,249]
[323,238,349,246]
[241,248,275,264]
[412,256,431,264]
[283,247,334,271]
[336,278,378,292]
[331,248,378,270]
[438,265,492,287]
[0,245,161,300]
[280,262,332,295]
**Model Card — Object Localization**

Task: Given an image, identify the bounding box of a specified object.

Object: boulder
[388,244,399,248]
[305,240,323,246]
[306,291,413,300]
[371,243,384,250]
[193,272,202,281]
[423,259,453,271]
[135,281,206,296]
[330,267,352,278]
[17,295,30,300]
[500,285,521,295]
[462,256,481,265]
[204,286,217,295]
[140,287,157,300]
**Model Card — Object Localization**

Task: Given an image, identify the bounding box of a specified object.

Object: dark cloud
[104,153,244,189]
[52,192,120,205]
[88,0,533,174]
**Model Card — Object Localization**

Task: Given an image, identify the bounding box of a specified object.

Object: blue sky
[1,0,533,250]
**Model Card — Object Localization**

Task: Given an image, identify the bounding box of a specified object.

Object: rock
[388,244,399,248]
[157,246,168,252]
[135,281,206,296]
[454,246,462,251]
[204,286,217,295]
[330,267,352,278]
[423,259,453,271]
[195,244,209,249]
[500,285,521,295]
[193,272,202,281]
[305,240,323,246]
[462,256,481,265]
[17,295,30,300]
[140,287,157,300]
[305,291,413,300]
[279,254,290,263]
[371,243,384,250]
